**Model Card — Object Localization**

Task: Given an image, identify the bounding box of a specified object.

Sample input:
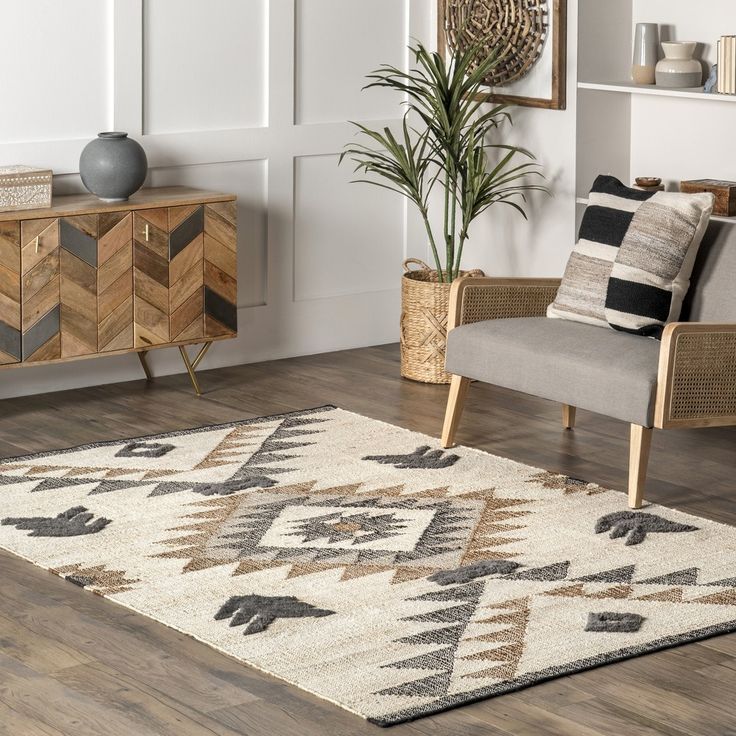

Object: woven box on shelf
[400,259,482,384]
[0,165,52,213]
[680,179,736,217]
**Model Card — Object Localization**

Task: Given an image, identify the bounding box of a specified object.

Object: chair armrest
[655,322,736,429]
[447,276,561,331]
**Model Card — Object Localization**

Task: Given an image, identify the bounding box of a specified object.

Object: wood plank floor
[1,343,735,736]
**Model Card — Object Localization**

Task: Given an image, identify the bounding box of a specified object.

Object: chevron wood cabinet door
[59,215,99,358]
[21,218,61,362]
[133,208,170,348]
[169,204,205,342]
[203,201,237,338]
[98,212,134,352]
[0,188,236,386]
[0,221,22,364]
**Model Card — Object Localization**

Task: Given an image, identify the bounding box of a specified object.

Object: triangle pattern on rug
[637,568,700,586]
[544,583,634,601]
[707,577,736,587]
[690,588,736,605]
[575,565,636,583]
[507,561,570,581]
[375,671,452,698]
[461,596,531,681]
[636,587,685,603]
[377,582,485,698]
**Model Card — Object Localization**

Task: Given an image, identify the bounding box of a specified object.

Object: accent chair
[440,221,736,508]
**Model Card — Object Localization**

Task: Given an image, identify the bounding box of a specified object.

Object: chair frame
[441,276,736,509]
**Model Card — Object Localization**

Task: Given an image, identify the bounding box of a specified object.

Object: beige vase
[632,23,659,85]
[655,42,702,88]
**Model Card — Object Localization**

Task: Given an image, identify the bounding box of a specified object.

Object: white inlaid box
[0,166,52,213]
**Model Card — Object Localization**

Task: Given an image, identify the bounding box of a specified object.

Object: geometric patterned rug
[1,406,735,726]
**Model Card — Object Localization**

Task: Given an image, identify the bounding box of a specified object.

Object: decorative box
[680,179,736,217]
[0,165,52,213]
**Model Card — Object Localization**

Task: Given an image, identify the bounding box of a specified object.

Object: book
[722,35,731,94]
[716,35,736,95]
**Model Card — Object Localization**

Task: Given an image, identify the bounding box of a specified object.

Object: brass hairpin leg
[137,350,153,381]
[179,342,212,396]
[191,341,211,370]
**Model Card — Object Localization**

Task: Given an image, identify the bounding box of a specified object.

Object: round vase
[632,23,659,85]
[79,132,148,202]
[655,42,702,88]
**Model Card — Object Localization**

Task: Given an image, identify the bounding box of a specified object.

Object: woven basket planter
[400,259,483,384]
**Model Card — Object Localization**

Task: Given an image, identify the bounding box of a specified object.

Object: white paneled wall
[294,155,404,301]
[0,2,111,143]
[143,0,268,133]
[295,0,409,124]
[0,0,575,399]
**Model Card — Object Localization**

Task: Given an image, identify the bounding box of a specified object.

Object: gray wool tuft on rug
[0,406,735,726]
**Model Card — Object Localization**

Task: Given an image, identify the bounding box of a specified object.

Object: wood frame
[629,425,653,509]
[447,275,562,330]
[442,374,471,448]
[654,321,736,429]
[0,187,236,223]
[0,333,232,372]
[437,0,567,110]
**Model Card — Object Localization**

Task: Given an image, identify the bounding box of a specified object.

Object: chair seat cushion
[445,317,661,426]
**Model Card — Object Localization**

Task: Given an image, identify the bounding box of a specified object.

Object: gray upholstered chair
[441,221,736,508]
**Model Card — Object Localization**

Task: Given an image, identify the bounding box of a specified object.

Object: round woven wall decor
[445,0,549,87]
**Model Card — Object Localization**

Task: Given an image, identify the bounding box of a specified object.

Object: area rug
[1,406,735,726]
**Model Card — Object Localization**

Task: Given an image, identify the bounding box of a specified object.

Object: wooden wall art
[438,0,567,110]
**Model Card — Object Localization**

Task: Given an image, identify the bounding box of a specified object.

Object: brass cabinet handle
[34,236,39,253]
[144,224,150,242]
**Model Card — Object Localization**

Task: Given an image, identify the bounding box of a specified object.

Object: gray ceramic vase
[79,132,148,202]
[632,23,659,85]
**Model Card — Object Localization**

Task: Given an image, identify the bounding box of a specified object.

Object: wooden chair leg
[441,375,471,449]
[629,424,653,509]
[562,404,576,430]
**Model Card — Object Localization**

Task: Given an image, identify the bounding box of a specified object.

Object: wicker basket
[400,259,483,384]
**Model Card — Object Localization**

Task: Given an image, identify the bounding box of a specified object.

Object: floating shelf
[578,81,736,102]
[575,197,736,224]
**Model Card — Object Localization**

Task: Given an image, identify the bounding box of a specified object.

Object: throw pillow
[548,175,714,337]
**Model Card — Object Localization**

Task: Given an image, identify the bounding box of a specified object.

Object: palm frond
[341,37,549,281]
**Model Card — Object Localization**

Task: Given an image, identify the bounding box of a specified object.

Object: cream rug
[1,406,735,726]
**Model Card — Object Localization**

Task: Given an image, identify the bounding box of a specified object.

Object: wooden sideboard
[0,186,237,394]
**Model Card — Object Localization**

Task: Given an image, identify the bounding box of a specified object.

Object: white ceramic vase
[655,42,702,88]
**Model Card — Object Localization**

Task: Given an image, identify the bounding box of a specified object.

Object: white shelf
[578,81,736,102]
[576,197,736,224]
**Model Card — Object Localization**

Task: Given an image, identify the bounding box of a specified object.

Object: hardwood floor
[1,343,735,736]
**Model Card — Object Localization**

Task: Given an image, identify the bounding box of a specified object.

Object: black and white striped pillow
[549,176,713,338]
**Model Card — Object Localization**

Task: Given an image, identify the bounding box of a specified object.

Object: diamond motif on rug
[155,481,531,582]
[0,406,735,727]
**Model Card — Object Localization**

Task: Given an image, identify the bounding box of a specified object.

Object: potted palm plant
[341,40,546,383]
